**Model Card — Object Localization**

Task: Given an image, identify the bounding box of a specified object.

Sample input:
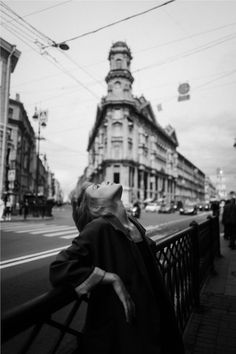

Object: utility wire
[59,50,105,89]
[137,20,236,55]
[0,1,55,46]
[1,1,102,98]
[54,0,176,46]
[8,17,236,89]
[1,20,39,44]
[1,7,100,99]
[153,68,236,106]
[3,0,72,22]
[134,32,236,73]
[1,22,44,55]
[0,11,40,42]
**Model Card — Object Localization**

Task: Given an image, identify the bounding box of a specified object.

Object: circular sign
[178,83,190,95]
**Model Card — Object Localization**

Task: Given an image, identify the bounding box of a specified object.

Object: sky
[1,0,236,199]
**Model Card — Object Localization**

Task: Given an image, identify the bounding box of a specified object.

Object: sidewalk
[184,234,236,354]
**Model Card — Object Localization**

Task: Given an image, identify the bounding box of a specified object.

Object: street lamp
[32,107,48,213]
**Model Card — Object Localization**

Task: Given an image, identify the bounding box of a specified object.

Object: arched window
[116,59,122,69]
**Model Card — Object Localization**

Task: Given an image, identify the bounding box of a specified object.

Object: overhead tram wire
[7,14,236,89]
[2,21,100,100]
[1,22,45,55]
[1,20,39,45]
[58,51,105,90]
[136,21,236,55]
[3,0,73,23]
[151,68,236,107]
[1,1,102,98]
[0,1,55,46]
[1,6,104,89]
[133,32,236,74]
[0,11,40,42]
[44,0,176,48]
[1,5,100,99]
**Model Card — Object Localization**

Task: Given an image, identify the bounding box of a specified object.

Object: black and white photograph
[1,1,236,353]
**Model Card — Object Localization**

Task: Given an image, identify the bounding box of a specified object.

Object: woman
[50,181,185,354]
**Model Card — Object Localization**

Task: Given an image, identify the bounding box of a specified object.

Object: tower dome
[108,41,133,61]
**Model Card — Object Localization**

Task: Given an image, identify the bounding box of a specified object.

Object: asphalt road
[1,205,212,313]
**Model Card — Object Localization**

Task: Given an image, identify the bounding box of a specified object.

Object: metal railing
[1,215,220,354]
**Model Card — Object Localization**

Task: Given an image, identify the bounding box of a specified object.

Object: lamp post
[32,107,48,213]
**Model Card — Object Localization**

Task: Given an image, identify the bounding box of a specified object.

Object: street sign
[178,82,190,101]
[178,83,190,95]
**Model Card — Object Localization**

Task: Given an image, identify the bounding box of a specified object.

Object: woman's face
[86,181,122,201]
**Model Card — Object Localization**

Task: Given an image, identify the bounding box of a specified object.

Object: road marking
[61,234,78,239]
[16,225,65,233]
[44,229,78,237]
[1,223,47,230]
[30,226,76,235]
[0,246,69,269]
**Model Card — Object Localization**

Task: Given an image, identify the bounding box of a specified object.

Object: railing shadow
[1,216,220,354]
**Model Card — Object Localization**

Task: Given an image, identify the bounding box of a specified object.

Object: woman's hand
[102,272,135,323]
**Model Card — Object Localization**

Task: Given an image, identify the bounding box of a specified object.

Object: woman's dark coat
[50,215,185,354]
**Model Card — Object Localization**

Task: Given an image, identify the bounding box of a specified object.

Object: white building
[80,41,205,206]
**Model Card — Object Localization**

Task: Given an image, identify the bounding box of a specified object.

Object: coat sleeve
[49,220,106,293]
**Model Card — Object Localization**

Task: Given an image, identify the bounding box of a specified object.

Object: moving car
[179,203,198,215]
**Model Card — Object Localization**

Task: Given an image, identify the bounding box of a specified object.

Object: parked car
[145,202,161,213]
[159,204,174,213]
[197,203,203,211]
[204,203,210,211]
[179,203,198,215]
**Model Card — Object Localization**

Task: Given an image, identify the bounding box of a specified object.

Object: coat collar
[102,214,146,240]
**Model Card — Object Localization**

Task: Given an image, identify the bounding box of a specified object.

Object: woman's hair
[72,181,114,231]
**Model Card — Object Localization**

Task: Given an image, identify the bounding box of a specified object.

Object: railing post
[190,221,200,308]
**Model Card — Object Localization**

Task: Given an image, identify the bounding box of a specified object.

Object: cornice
[105,69,134,83]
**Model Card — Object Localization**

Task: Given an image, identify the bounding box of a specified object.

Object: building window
[8,107,13,119]
[112,121,122,136]
[113,172,120,183]
[116,59,122,69]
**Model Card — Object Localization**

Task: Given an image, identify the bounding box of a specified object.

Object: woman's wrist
[102,272,118,284]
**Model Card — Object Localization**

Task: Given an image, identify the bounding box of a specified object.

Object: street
[1,205,212,313]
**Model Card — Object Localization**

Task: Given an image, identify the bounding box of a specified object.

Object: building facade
[81,41,206,206]
[0,38,21,197]
[6,97,53,210]
[176,152,205,205]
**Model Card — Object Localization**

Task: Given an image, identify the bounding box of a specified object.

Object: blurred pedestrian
[222,200,231,240]
[5,197,12,221]
[228,197,236,250]
[211,200,220,217]
[0,197,4,221]
[50,181,185,354]
[23,200,29,220]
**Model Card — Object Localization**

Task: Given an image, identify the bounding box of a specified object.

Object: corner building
[84,42,204,206]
